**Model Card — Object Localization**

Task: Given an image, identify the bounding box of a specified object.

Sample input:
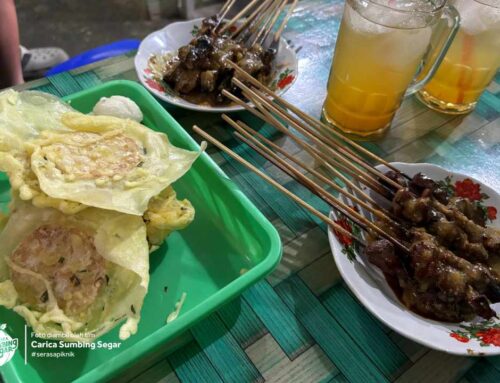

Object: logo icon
[0,324,18,367]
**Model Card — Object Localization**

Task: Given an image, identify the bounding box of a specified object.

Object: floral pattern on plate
[450,321,500,347]
[142,67,178,98]
[332,210,360,262]
[437,176,497,221]
[270,68,295,91]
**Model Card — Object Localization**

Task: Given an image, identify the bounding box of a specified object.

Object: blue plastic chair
[45,39,140,76]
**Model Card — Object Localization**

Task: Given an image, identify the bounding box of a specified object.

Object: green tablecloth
[13,0,500,381]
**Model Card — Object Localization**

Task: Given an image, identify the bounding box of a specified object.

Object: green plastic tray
[0,80,282,383]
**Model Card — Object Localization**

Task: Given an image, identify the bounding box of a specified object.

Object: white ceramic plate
[134,18,298,113]
[328,162,500,356]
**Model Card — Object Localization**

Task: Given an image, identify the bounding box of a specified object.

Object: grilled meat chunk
[364,240,402,275]
[172,68,200,94]
[160,17,275,106]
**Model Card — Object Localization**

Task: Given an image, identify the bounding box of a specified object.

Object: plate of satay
[329,163,500,356]
[192,64,500,356]
[134,0,299,112]
[0,80,281,383]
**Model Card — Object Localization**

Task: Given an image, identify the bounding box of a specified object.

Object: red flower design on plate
[144,68,152,75]
[450,333,469,343]
[454,179,482,201]
[334,217,353,246]
[487,206,497,220]
[145,78,165,93]
[476,328,500,347]
[277,74,294,89]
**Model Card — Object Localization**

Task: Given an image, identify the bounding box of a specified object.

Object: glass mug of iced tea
[322,0,460,138]
[418,0,500,114]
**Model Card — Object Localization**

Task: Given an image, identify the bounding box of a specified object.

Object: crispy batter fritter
[10,224,106,315]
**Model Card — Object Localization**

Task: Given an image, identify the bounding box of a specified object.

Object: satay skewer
[250,0,284,46]
[192,124,408,252]
[232,77,401,191]
[230,71,492,241]
[243,0,278,43]
[232,0,274,39]
[273,0,299,43]
[225,60,404,176]
[258,0,289,45]
[229,124,409,252]
[222,114,398,225]
[216,0,238,30]
[222,87,394,200]
[221,114,384,208]
[219,0,262,33]
[218,0,235,16]
[238,85,396,197]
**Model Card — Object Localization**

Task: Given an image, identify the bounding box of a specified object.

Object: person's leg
[0,0,23,88]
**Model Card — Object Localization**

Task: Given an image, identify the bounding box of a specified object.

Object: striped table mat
[16,0,500,382]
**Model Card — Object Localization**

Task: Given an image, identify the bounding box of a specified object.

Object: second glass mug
[417,0,500,114]
[322,0,460,138]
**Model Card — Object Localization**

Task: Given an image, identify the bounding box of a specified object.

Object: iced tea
[418,0,500,114]
[322,0,458,138]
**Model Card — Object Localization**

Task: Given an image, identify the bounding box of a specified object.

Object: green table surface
[10,0,500,382]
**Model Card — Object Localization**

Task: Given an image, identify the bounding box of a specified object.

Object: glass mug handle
[405,5,461,97]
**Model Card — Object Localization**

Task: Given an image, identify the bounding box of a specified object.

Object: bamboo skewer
[274,0,299,43]
[259,0,288,44]
[308,145,393,198]
[250,0,283,46]
[239,87,395,198]
[233,78,401,191]
[232,73,482,230]
[239,83,474,230]
[186,77,412,249]
[216,0,238,29]
[219,65,477,254]
[232,127,409,252]
[225,60,404,176]
[221,88,384,199]
[223,86,394,200]
[219,0,234,16]
[223,87,393,203]
[224,115,397,225]
[222,115,386,210]
[219,0,261,33]
[222,112,386,208]
[243,90,392,198]
[233,0,273,39]
[192,125,366,245]
[245,0,277,42]
[237,130,364,225]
